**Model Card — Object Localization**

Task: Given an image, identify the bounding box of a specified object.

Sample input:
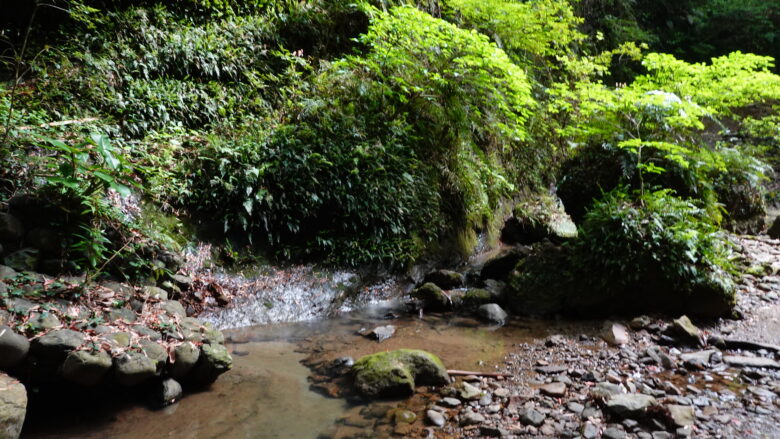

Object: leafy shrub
[508,189,736,317]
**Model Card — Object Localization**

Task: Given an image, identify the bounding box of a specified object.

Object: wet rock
[603,426,626,439]
[191,343,233,385]
[477,303,508,324]
[423,270,464,290]
[603,322,629,346]
[171,342,200,380]
[439,397,461,407]
[666,404,695,427]
[479,426,507,437]
[605,394,658,418]
[723,355,780,369]
[668,316,702,345]
[459,381,483,400]
[540,382,567,397]
[3,248,39,272]
[353,349,449,398]
[426,409,445,427]
[61,350,113,386]
[519,408,546,426]
[115,351,157,386]
[680,350,715,369]
[460,409,485,426]
[155,378,182,407]
[393,409,416,424]
[591,382,623,399]
[411,283,451,312]
[364,325,396,342]
[480,247,527,281]
[32,329,85,363]
[0,326,29,369]
[0,373,26,439]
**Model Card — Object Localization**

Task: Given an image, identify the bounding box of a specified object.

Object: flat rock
[0,373,26,439]
[591,382,623,399]
[366,325,396,342]
[459,410,485,426]
[667,404,695,427]
[439,397,461,407]
[723,355,780,369]
[535,365,567,374]
[605,393,658,418]
[540,382,567,397]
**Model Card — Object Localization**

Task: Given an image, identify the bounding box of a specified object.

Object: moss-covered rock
[501,195,578,245]
[115,351,157,386]
[422,270,465,290]
[61,350,113,386]
[411,283,452,312]
[170,342,200,380]
[190,343,233,385]
[460,288,492,310]
[352,349,450,398]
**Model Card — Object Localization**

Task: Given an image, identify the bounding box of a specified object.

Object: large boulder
[501,196,578,245]
[2,248,39,272]
[352,349,450,398]
[0,326,29,370]
[115,351,157,386]
[0,373,26,439]
[411,283,451,312]
[61,350,113,386]
[190,343,232,385]
[170,342,200,380]
[422,270,465,290]
[31,329,85,364]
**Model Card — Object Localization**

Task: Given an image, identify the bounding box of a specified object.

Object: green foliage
[442,0,584,70]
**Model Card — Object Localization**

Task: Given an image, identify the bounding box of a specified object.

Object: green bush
[508,189,736,317]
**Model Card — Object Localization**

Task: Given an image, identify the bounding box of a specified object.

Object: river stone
[605,394,658,418]
[459,410,485,426]
[477,303,508,324]
[191,343,233,385]
[0,213,24,243]
[171,342,200,379]
[32,329,84,363]
[3,298,35,316]
[0,326,29,369]
[723,355,780,369]
[411,283,451,312]
[367,325,396,342]
[140,340,168,373]
[155,378,183,407]
[104,332,132,350]
[144,286,168,301]
[161,300,186,318]
[591,382,623,399]
[460,381,483,400]
[603,322,629,346]
[115,351,157,386]
[0,266,16,280]
[426,409,445,427]
[203,327,225,345]
[461,289,492,309]
[133,325,162,341]
[666,404,695,427]
[352,349,449,398]
[61,350,113,386]
[170,274,193,290]
[519,408,546,426]
[439,397,461,407]
[394,409,417,424]
[423,269,465,290]
[106,307,137,323]
[0,373,26,439]
[669,316,702,345]
[680,350,716,369]
[540,382,567,397]
[3,248,39,272]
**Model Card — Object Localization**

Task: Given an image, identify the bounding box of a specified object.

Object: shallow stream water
[22,300,559,439]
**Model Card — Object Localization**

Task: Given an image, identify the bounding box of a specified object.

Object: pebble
[459,410,485,426]
[439,397,461,407]
[426,410,445,427]
[539,382,567,397]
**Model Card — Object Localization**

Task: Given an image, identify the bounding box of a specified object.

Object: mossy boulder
[61,350,113,386]
[501,195,578,245]
[352,349,450,398]
[460,289,492,310]
[115,351,157,386]
[411,283,452,312]
[190,343,233,385]
[422,270,465,290]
